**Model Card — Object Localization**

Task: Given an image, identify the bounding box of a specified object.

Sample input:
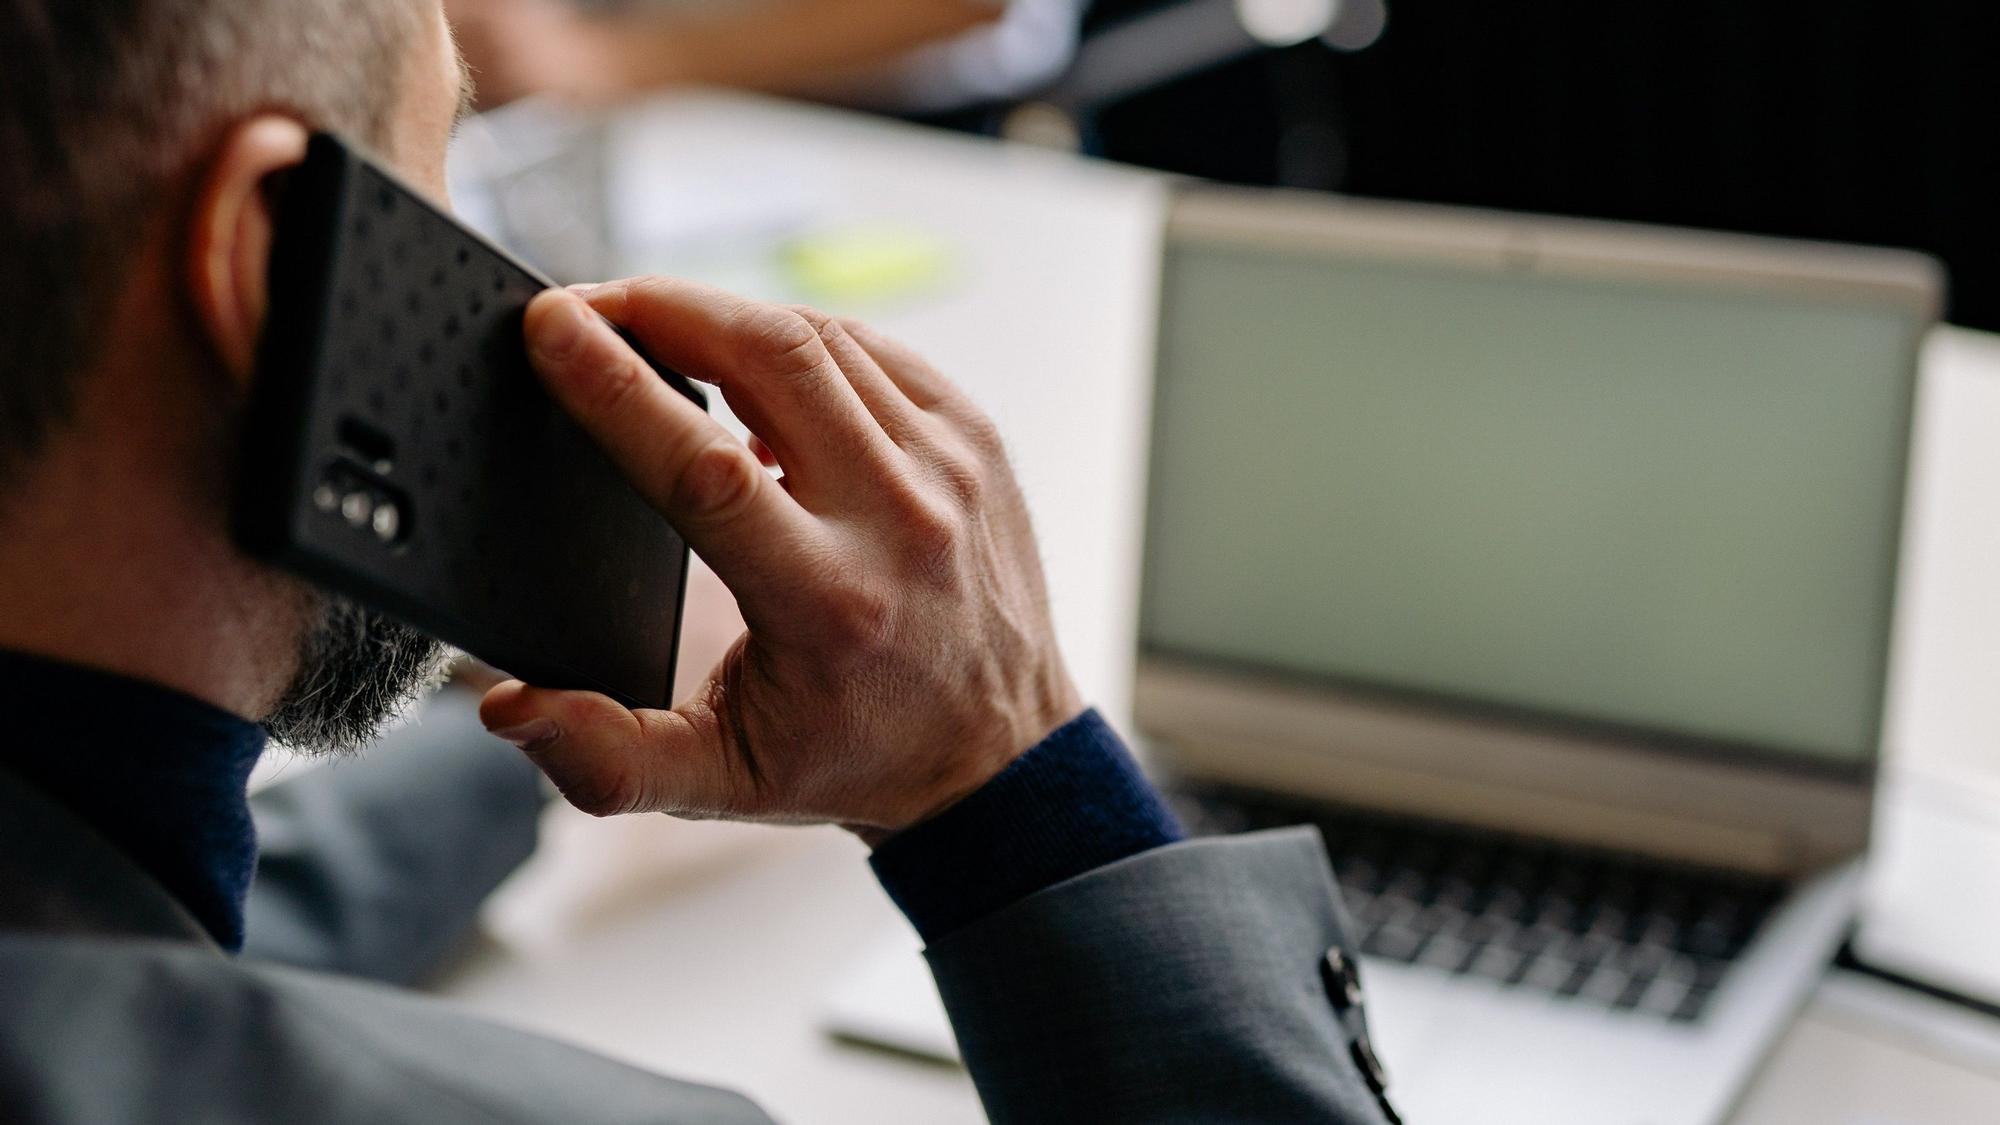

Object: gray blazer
[0,693,1398,1124]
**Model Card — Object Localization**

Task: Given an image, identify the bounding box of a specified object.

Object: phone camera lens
[340,491,373,528]
[371,502,401,543]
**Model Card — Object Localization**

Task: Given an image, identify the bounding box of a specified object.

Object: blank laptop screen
[1141,233,1926,765]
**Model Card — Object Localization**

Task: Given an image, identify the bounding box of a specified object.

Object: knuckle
[784,303,832,328]
[673,439,763,525]
[799,308,858,354]
[933,453,987,510]
[731,304,828,382]
[896,491,964,578]
[820,576,894,649]
[955,408,1005,457]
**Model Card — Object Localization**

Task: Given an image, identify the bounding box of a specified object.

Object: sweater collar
[0,649,266,950]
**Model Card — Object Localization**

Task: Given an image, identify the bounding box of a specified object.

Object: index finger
[577,277,904,489]
[524,289,815,588]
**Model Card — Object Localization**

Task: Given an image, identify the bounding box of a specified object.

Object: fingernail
[532,296,593,363]
[487,718,560,753]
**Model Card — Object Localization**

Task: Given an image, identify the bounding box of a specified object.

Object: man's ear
[184,116,312,386]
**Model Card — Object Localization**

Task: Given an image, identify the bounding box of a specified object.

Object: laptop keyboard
[1171,785,1785,1024]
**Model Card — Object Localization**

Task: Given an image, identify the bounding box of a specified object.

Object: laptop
[824,187,1941,1125]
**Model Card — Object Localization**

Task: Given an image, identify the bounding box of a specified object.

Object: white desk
[431,91,2000,1124]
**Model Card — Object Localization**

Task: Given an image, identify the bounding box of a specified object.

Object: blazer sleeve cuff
[869,708,1185,944]
[923,827,1398,1124]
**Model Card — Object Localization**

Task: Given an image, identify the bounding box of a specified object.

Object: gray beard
[261,593,452,756]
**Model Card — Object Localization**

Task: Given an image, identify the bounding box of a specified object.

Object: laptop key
[1531,895,1579,931]
[1555,962,1595,998]
[1612,975,1653,1010]
[1362,923,1427,963]
[1692,956,1730,991]
[1458,916,1514,948]
[1521,953,1578,992]
[1433,877,1479,912]
[1639,976,1694,1019]
[1382,870,1430,904]
[1586,905,1630,941]
[1418,934,1479,973]
[1415,905,1467,940]
[1467,945,1529,984]
[1561,933,1618,969]
[1507,924,1563,955]
[1357,892,1417,930]
[1578,966,1632,1006]
[1612,940,1671,983]
[1485,886,1530,923]
[1672,986,1716,1023]
[1630,912,1681,949]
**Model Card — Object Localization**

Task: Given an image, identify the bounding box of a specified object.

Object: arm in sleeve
[924,827,1399,1124]
[870,710,1397,1124]
[241,687,548,985]
[870,709,1186,943]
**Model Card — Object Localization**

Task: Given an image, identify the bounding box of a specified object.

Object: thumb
[479,679,743,818]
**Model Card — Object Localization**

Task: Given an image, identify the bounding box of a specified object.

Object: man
[0,2,1396,1122]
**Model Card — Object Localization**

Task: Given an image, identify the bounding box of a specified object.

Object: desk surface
[432,90,2000,1124]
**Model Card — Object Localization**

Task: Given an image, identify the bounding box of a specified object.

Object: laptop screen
[1141,222,1930,766]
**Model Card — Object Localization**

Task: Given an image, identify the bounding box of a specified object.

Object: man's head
[0,1,475,751]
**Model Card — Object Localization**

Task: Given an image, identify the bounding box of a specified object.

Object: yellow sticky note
[780,224,953,304]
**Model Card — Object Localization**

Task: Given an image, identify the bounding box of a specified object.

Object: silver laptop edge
[1137,186,1945,879]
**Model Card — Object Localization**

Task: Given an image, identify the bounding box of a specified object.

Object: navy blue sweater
[0,649,1182,950]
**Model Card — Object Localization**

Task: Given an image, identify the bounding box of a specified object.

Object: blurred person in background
[447,0,1083,118]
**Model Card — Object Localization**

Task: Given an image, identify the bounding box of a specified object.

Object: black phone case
[236,132,704,710]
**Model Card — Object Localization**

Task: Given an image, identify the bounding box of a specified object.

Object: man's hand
[479,278,1083,839]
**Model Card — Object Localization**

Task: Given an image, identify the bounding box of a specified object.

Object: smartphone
[235,132,705,710]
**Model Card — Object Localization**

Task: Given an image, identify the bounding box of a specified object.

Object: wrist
[868,708,1186,942]
[887,674,1087,842]
[846,709,1085,849]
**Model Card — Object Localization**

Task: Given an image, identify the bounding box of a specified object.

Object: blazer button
[1350,1034,1390,1093]
[1321,948,1363,1011]
[1323,947,1402,1123]
[1350,1036,1402,1124]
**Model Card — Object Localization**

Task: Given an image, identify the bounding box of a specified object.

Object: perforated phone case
[236,132,703,709]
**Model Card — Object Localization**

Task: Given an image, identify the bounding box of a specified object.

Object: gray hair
[0,0,428,481]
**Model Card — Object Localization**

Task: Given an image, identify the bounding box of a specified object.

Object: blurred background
[449,0,1996,325]
[347,3,2000,1123]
